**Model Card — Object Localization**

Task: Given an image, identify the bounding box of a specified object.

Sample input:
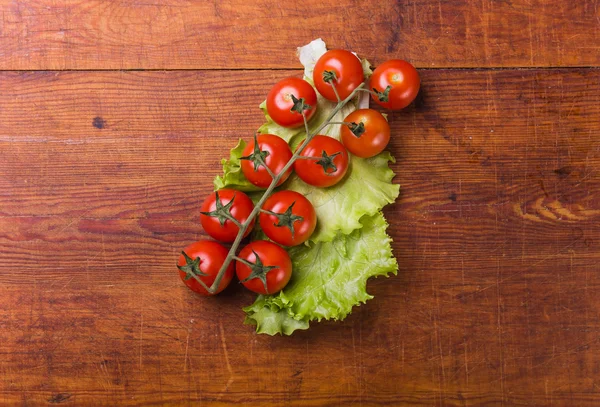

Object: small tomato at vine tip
[240,134,293,188]
[341,109,391,158]
[200,189,255,243]
[259,190,317,247]
[294,135,349,188]
[313,49,364,102]
[177,240,234,296]
[370,59,420,110]
[266,77,317,128]
[235,240,292,295]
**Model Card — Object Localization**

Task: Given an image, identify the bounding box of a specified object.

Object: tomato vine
[186,82,366,294]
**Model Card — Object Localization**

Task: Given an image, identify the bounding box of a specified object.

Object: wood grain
[0,0,599,70]
[1,68,600,405]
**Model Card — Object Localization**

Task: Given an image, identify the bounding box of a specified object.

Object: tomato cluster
[177,49,420,297]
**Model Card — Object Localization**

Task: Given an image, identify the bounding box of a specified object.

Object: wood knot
[554,166,574,177]
[92,116,106,129]
[48,393,71,403]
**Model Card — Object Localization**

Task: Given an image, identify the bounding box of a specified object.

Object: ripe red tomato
[370,60,420,110]
[240,134,293,188]
[294,135,349,188]
[177,240,234,296]
[259,190,317,246]
[313,49,364,102]
[340,109,391,158]
[235,240,292,294]
[200,189,255,243]
[266,77,317,128]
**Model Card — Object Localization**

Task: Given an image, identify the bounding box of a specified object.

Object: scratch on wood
[216,321,234,400]
[351,323,358,373]
[401,341,405,373]
[528,14,534,65]
[435,318,446,403]
[183,321,191,371]
[464,239,581,302]
[139,301,144,370]
[497,259,506,405]
[461,258,470,389]
[219,321,232,376]
[545,379,552,405]
[101,231,109,273]
[433,272,446,404]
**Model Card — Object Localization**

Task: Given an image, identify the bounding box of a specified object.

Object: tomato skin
[313,49,364,101]
[177,240,234,296]
[235,240,292,295]
[200,189,255,243]
[341,109,391,158]
[370,60,420,110]
[266,77,317,128]
[259,190,317,246]
[240,134,293,188]
[294,135,349,188]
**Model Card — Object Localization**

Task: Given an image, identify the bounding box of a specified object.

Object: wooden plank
[0,0,599,70]
[1,68,599,405]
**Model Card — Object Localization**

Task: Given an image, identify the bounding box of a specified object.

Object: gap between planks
[0,66,598,73]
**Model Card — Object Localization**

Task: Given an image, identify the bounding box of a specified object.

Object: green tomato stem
[228,216,243,228]
[259,208,275,215]
[302,110,310,141]
[297,155,321,161]
[256,151,276,179]
[355,88,378,96]
[232,255,254,268]
[188,274,212,292]
[206,82,366,293]
[331,81,341,103]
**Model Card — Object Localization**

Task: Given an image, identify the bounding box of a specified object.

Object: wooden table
[1,1,599,406]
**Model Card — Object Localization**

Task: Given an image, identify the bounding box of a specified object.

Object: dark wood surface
[1,1,599,406]
[1,0,599,69]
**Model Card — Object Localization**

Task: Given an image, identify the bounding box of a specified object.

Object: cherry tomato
[266,77,317,128]
[294,135,349,188]
[235,240,292,294]
[240,134,293,188]
[313,49,364,102]
[200,189,255,243]
[370,60,420,110]
[259,190,317,246]
[340,109,391,158]
[177,240,234,296]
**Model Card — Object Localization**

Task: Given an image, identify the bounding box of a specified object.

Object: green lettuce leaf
[213,139,263,192]
[243,296,309,335]
[244,212,397,335]
[284,153,398,242]
[213,38,400,335]
[213,140,398,242]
